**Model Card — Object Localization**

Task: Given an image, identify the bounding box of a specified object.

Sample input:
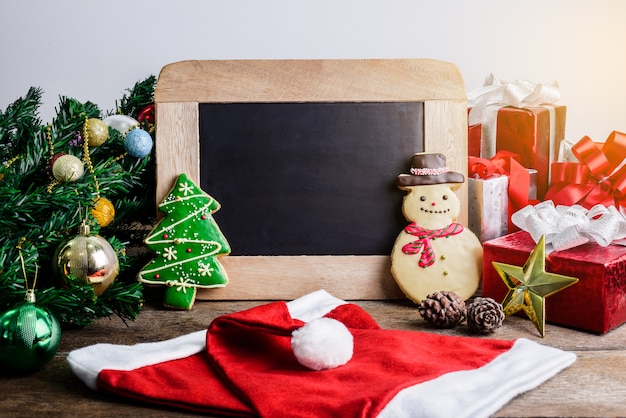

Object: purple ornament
[70,131,84,147]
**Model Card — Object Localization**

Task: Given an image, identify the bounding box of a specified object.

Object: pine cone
[467,297,505,334]
[417,291,467,328]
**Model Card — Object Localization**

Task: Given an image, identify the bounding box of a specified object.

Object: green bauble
[0,302,61,374]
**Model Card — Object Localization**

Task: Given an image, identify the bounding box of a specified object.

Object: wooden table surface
[2,291,625,417]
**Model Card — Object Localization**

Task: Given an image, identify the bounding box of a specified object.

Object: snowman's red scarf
[402,223,464,267]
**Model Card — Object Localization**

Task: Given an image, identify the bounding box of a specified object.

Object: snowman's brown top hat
[396,153,464,187]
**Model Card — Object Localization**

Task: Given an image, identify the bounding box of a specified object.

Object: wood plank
[424,99,468,225]
[154,101,199,205]
[196,255,405,300]
[494,351,626,417]
[155,59,466,103]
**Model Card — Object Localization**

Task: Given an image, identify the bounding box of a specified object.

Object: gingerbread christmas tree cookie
[138,173,230,309]
[391,153,482,302]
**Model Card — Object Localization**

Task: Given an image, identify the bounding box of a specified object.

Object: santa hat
[68,290,575,418]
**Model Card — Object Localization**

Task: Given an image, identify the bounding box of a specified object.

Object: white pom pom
[291,317,353,371]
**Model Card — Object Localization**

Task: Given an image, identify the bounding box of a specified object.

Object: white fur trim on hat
[291,317,353,371]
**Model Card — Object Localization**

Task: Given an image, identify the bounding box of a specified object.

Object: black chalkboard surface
[199,102,424,256]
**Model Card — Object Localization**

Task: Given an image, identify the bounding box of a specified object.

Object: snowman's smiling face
[401,183,461,229]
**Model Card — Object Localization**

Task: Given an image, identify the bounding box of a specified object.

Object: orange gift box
[468,108,482,157]
[495,105,566,199]
[468,123,482,157]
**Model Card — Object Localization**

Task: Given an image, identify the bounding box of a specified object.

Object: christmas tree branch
[0,77,156,326]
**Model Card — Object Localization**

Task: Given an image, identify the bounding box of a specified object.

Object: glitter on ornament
[52,154,84,182]
[91,197,115,228]
[124,128,153,158]
[84,118,109,147]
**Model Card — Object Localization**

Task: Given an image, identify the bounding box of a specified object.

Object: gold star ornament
[491,235,579,337]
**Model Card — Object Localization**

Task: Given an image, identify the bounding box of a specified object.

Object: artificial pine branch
[0,77,157,326]
[116,75,157,119]
[0,87,43,158]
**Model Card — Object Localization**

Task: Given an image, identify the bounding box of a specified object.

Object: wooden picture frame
[154,59,468,300]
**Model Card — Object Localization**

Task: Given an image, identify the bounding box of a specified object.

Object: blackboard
[199,102,424,256]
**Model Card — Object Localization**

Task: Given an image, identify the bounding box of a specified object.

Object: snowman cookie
[391,153,482,302]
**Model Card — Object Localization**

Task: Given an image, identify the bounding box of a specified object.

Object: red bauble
[137,104,155,126]
[49,153,66,173]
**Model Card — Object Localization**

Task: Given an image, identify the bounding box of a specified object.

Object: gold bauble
[52,222,119,296]
[92,197,115,227]
[84,118,109,147]
[52,154,84,182]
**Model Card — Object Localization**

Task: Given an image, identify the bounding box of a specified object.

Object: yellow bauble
[84,118,109,146]
[92,198,115,227]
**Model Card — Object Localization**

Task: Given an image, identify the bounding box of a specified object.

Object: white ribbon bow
[511,200,626,252]
[468,73,560,126]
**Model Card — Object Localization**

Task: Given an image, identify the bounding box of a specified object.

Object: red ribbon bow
[545,131,626,209]
[468,150,533,232]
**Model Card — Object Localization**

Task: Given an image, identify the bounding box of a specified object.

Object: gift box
[468,75,563,164]
[483,231,626,334]
[468,175,508,242]
[468,169,537,242]
[468,123,482,158]
[468,151,538,239]
[468,107,483,157]
[495,105,567,200]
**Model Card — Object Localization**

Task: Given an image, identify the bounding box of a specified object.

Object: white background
[1,0,625,142]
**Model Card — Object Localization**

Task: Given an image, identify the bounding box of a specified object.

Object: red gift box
[483,231,626,334]
[496,106,566,200]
